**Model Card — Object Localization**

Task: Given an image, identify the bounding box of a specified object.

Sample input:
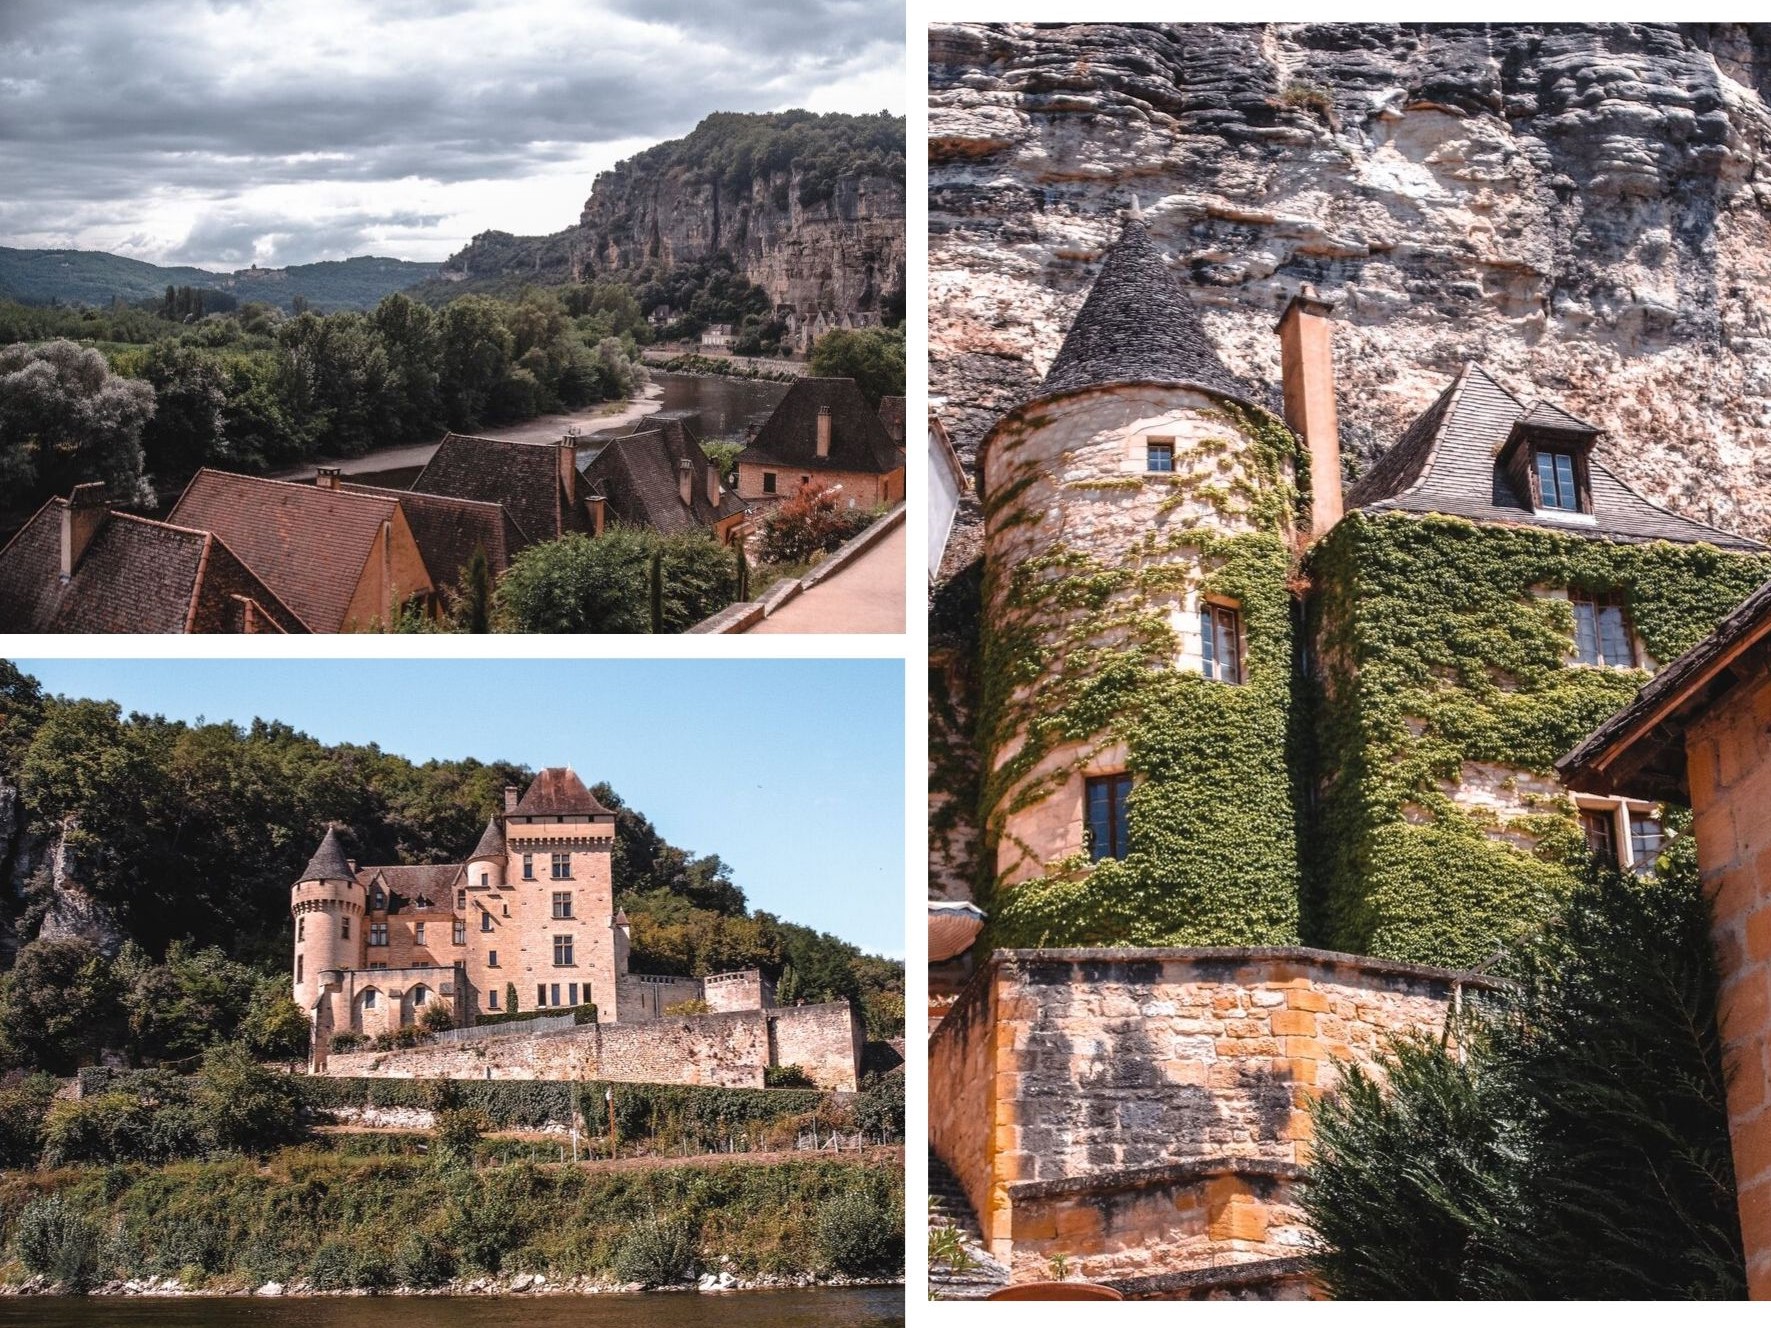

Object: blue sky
[11,658,905,959]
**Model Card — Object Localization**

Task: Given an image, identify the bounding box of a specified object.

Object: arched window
[412,986,429,1007]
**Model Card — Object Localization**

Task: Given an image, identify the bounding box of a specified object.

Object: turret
[291,825,364,1015]
[466,814,506,890]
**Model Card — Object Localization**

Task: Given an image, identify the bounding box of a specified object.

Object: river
[0,1286,902,1327]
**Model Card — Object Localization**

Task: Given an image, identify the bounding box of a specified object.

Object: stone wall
[1687,669,1771,1299]
[704,968,775,1013]
[928,946,1486,1283]
[323,999,861,1091]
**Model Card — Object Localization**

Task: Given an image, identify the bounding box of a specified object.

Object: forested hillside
[0,662,902,1074]
[0,248,440,313]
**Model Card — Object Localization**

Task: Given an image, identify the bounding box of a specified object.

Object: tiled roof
[511,767,612,817]
[468,815,505,861]
[735,378,902,476]
[344,482,526,589]
[299,826,354,882]
[1345,364,1764,551]
[169,470,403,632]
[0,500,306,633]
[583,414,747,535]
[1040,217,1249,404]
[878,395,907,444]
[411,433,587,545]
[365,863,465,909]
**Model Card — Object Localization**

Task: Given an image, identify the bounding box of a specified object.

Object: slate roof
[1039,217,1250,403]
[364,863,465,910]
[343,482,527,589]
[1345,364,1764,551]
[735,378,902,476]
[583,414,747,535]
[168,470,406,632]
[511,767,612,817]
[878,395,907,445]
[468,815,506,861]
[299,826,354,883]
[411,433,587,545]
[0,500,306,633]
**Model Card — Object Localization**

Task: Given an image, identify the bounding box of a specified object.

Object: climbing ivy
[975,400,1308,948]
[1307,511,1771,967]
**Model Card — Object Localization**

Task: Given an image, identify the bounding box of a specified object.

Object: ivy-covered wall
[975,389,1307,949]
[1307,510,1771,967]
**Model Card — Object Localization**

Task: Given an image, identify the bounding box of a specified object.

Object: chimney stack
[557,435,578,514]
[1277,284,1343,539]
[503,785,520,812]
[707,461,721,507]
[315,466,342,491]
[58,483,108,580]
[815,405,831,459]
[678,456,695,507]
[587,493,606,537]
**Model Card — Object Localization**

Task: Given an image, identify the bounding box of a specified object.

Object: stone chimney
[315,466,342,491]
[587,494,606,537]
[1277,284,1343,539]
[815,405,832,459]
[59,483,109,580]
[678,456,695,507]
[707,461,720,507]
[503,785,520,812]
[557,436,578,514]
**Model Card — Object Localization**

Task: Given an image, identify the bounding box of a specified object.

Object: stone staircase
[927,1149,1009,1299]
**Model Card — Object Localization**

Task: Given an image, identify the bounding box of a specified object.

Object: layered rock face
[931,22,1771,551]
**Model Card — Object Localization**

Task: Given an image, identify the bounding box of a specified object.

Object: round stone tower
[974,212,1306,948]
[466,813,506,890]
[290,824,363,1019]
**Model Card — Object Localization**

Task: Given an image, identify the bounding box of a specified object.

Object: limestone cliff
[930,22,1771,558]
[447,111,906,332]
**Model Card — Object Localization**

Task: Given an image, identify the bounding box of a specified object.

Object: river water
[0,1286,902,1327]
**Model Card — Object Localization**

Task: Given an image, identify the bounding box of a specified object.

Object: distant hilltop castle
[292,767,860,1091]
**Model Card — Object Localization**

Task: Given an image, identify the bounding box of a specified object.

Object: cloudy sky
[0,0,904,270]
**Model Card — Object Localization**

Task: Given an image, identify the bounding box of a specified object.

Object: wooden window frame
[550,851,571,881]
[1529,446,1591,514]
[1146,437,1175,473]
[1570,589,1637,668]
[552,890,573,919]
[1085,773,1133,862]
[1201,601,1245,684]
[369,922,388,947]
[553,934,575,967]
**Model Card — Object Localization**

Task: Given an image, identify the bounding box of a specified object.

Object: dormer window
[1534,448,1582,512]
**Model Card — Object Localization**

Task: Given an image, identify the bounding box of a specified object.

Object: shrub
[189,1042,305,1154]
[613,1210,697,1287]
[853,1069,904,1142]
[330,1031,367,1053]
[663,998,710,1016]
[764,1064,815,1089]
[813,1188,902,1276]
[395,1231,456,1289]
[433,1108,487,1172]
[759,483,873,564]
[14,1196,105,1293]
[0,1074,58,1167]
[495,529,735,633]
[420,1001,454,1033]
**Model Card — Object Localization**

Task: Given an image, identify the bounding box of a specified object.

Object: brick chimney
[815,405,832,459]
[1277,284,1343,539]
[707,460,721,507]
[315,466,342,491]
[504,785,520,812]
[587,494,606,537]
[678,456,695,507]
[59,483,109,580]
[557,436,578,517]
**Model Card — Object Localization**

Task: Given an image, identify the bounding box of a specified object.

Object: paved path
[747,521,906,634]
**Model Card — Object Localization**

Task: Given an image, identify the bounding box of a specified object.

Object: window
[1629,813,1665,875]
[414,923,426,946]
[1201,603,1244,684]
[480,911,493,933]
[488,989,500,1010]
[363,989,377,1009]
[479,871,488,888]
[762,472,777,494]
[551,982,562,1007]
[369,923,388,947]
[457,889,466,909]
[551,852,570,880]
[1572,591,1635,667]
[552,891,573,919]
[554,934,575,966]
[370,887,385,911]
[488,949,498,967]
[297,917,305,942]
[412,986,428,1007]
[296,956,303,983]
[522,853,534,880]
[1146,438,1175,473]
[341,917,350,940]
[568,983,579,1006]
[1580,809,1618,868]
[1535,449,1581,511]
[370,962,387,970]
[1085,774,1133,862]
[537,984,547,1008]
[453,920,466,945]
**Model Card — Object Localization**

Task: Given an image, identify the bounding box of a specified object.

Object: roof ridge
[189,467,401,510]
[1390,363,1476,505]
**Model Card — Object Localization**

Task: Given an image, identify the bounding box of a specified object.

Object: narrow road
[746,521,906,634]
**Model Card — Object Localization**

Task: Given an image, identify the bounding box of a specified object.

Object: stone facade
[927,947,1484,1287]
[325,999,861,1092]
[734,462,903,508]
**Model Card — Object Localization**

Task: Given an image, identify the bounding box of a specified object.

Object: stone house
[0,483,304,632]
[581,413,750,544]
[928,213,1771,1295]
[733,377,906,508]
[410,431,603,546]
[1559,576,1771,1299]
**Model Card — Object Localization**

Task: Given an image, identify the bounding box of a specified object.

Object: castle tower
[973,213,1305,948]
[290,825,364,1052]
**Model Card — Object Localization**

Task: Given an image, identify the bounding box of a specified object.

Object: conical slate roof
[298,825,354,882]
[1040,217,1247,402]
[468,814,505,862]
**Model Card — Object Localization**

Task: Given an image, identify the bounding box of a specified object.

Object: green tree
[190,1042,305,1154]
[135,341,228,480]
[495,529,734,634]
[451,546,494,633]
[0,340,156,506]
[808,326,904,407]
[0,938,122,1073]
[240,976,311,1064]
[438,296,515,429]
